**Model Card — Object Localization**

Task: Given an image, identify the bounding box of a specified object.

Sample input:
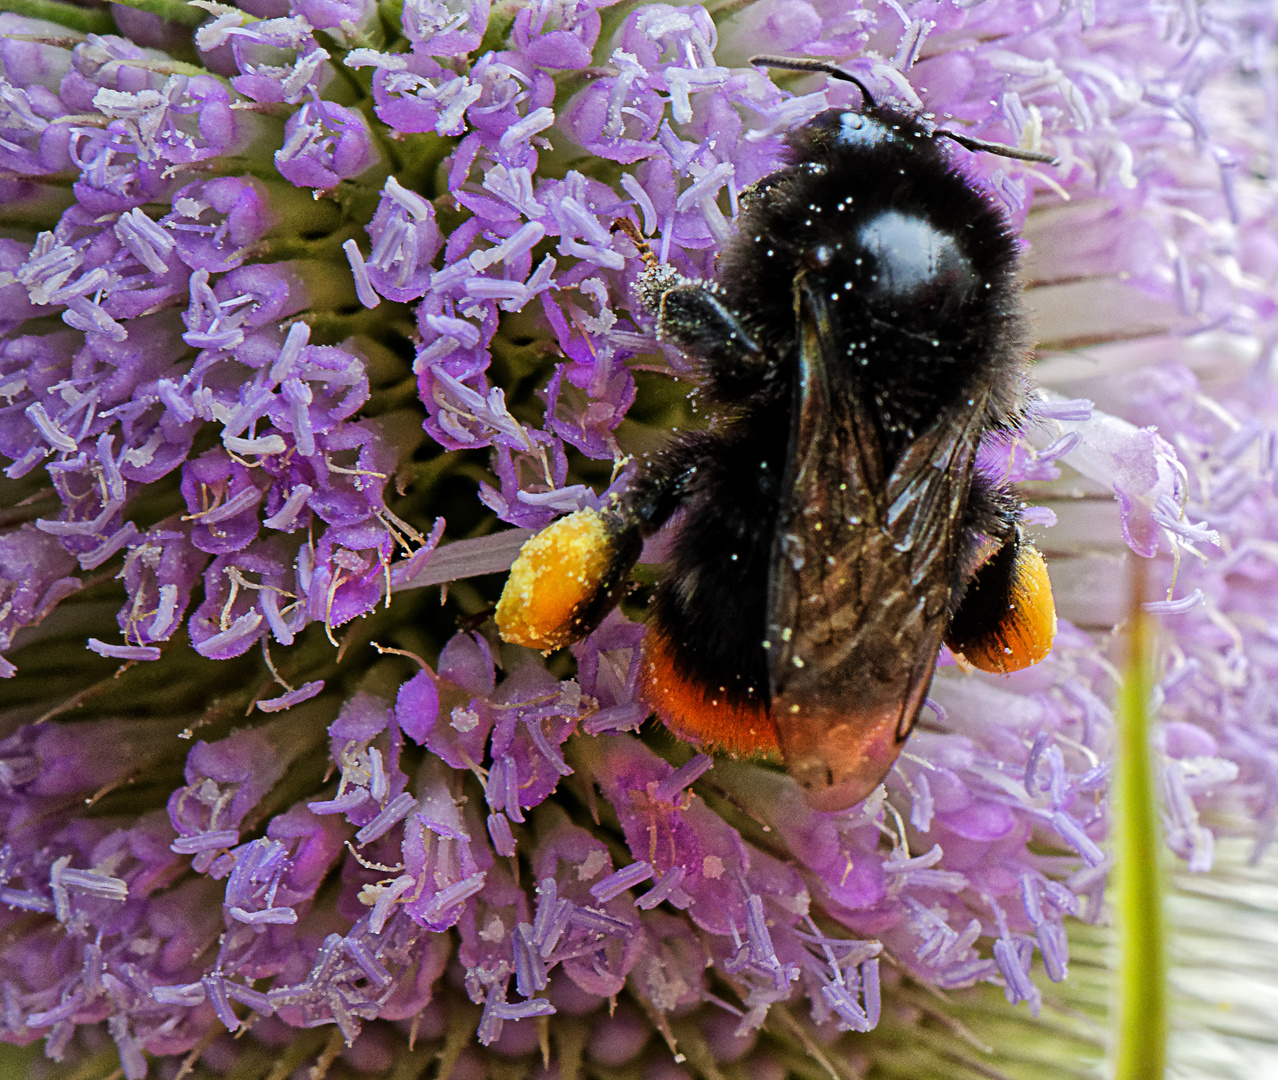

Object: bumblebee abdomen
[639,413,787,748]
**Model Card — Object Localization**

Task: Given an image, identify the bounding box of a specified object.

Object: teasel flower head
[0,1,1274,1078]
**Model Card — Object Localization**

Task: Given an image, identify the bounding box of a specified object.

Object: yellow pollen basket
[495,508,618,651]
[959,541,1057,674]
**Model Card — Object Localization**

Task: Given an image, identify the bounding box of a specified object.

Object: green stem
[1112,556,1168,1080]
[1,0,115,34]
[108,0,208,27]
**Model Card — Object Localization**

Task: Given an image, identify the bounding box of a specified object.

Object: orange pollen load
[959,541,1057,674]
[639,630,778,756]
[496,508,617,651]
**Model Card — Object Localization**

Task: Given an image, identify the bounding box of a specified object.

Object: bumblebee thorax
[808,209,977,325]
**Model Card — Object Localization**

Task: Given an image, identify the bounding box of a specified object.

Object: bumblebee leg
[495,453,700,651]
[944,523,1056,674]
[614,218,764,376]
[496,509,641,650]
[644,272,763,371]
[949,476,1019,598]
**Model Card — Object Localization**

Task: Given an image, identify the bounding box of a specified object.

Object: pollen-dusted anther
[496,508,638,651]
[611,216,658,269]
[945,537,1056,674]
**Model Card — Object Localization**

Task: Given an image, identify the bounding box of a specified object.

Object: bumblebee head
[750,54,1056,166]
[800,104,939,159]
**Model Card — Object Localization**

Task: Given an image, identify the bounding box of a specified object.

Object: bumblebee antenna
[935,128,1058,165]
[749,55,876,112]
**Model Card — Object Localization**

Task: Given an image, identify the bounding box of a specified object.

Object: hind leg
[944,476,1056,673]
[495,441,708,651]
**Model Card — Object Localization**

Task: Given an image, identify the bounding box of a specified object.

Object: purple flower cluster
[0,9,415,688]
[0,0,1276,1077]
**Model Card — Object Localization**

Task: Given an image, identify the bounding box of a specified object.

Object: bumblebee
[497,59,1057,812]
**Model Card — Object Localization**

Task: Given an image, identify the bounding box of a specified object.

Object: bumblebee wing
[883,384,990,586]
[768,281,986,811]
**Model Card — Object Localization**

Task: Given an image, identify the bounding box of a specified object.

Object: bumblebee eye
[837,111,888,147]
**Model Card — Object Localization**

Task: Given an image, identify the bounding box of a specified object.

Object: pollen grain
[496,508,617,651]
[958,541,1057,674]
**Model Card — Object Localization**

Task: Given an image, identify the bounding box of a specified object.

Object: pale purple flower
[0,0,1276,1077]
[275,100,376,190]
[163,178,276,273]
